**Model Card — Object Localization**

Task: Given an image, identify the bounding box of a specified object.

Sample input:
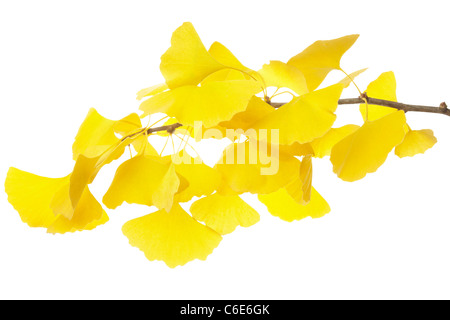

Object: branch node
[166,126,176,134]
[360,92,368,101]
[439,102,448,110]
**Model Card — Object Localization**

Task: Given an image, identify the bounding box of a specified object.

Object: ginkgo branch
[146,123,183,135]
[146,96,450,135]
[272,94,450,117]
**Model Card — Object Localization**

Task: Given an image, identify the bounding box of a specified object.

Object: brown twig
[146,95,449,134]
[145,123,183,135]
[271,95,450,116]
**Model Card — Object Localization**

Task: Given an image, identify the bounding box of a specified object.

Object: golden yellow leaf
[152,163,180,212]
[299,154,313,203]
[283,154,312,205]
[72,108,120,160]
[69,154,100,213]
[219,95,274,131]
[283,175,303,204]
[102,155,182,211]
[310,124,360,158]
[201,41,253,83]
[160,22,224,88]
[279,142,315,158]
[395,129,437,158]
[122,204,222,268]
[190,193,260,235]
[50,182,73,219]
[208,41,249,72]
[360,71,437,157]
[288,34,359,91]
[201,69,247,83]
[47,186,107,234]
[171,151,222,203]
[251,83,344,145]
[258,60,308,95]
[5,168,108,234]
[131,135,159,156]
[215,141,301,194]
[136,83,168,100]
[5,168,68,228]
[330,110,406,181]
[216,178,240,196]
[360,71,397,121]
[139,80,261,128]
[69,138,131,216]
[113,113,142,137]
[82,211,110,231]
[259,187,330,222]
[89,135,140,181]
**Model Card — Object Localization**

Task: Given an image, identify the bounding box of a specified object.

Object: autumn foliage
[5,22,437,267]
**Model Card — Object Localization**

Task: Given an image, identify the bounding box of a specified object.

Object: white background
[1,0,450,300]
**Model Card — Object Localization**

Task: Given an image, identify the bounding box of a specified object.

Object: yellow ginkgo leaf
[160,22,224,88]
[139,80,261,128]
[50,181,73,219]
[152,163,180,212]
[310,124,360,158]
[360,71,397,121]
[251,83,344,145]
[219,95,274,131]
[288,34,359,91]
[360,71,437,157]
[72,108,142,175]
[258,60,309,95]
[190,193,260,235]
[171,151,222,203]
[208,41,249,72]
[216,178,240,196]
[202,42,253,83]
[102,155,182,211]
[131,135,159,156]
[50,169,109,231]
[5,168,69,228]
[81,211,110,231]
[215,141,301,194]
[88,134,141,182]
[201,69,247,83]
[47,186,108,234]
[122,204,222,268]
[136,83,168,100]
[197,96,278,140]
[279,142,315,158]
[283,154,312,204]
[113,113,142,137]
[69,154,100,212]
[259,187,330,222]
[283,175,303,204]
[395,129,437,158]
[299,154,313,203]
[5,168,108,234]
[330,110,406,182]
[72,108,120,160]
[68,138,132,217]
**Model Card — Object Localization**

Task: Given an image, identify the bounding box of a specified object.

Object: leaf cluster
[5,22,437,267]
